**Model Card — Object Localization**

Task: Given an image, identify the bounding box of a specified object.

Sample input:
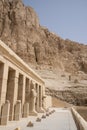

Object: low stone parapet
[71,107,87,130]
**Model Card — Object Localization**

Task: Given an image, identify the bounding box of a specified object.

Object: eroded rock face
[0,0,87,106]
[46,87,87,106]
[0,0,40,64]
[0,0,87,73]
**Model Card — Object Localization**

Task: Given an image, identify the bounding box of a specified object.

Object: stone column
[25,78,30,103]
[42,95,47,110]
[18,74,26,115]
[35,84,40,112]
[6,69,19,121]
[29,81,37,116]
[39,85,44,113]
[0,63,8,114]
[0,100,10,125]
[42,85,46,110]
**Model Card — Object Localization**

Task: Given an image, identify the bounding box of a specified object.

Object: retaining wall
[71,107,87,130]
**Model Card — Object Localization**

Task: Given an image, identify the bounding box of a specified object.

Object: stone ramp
[0,108,77,130]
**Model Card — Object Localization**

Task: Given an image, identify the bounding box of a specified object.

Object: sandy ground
[52,97,73,107]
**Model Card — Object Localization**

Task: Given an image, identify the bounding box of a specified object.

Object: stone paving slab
[0,108,77,130]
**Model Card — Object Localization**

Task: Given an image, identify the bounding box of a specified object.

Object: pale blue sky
[23,0,87,44]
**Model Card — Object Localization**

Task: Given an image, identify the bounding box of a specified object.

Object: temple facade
[0,40,48,125]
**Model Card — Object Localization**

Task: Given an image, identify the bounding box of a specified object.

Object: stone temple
[0,40,52,125]
[0,40,87,130]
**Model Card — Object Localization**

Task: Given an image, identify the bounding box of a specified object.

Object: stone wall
[71,107,87,130]
[46,88,87,106]
[45,96,52,109]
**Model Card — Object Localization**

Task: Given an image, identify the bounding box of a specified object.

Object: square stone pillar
[42,85,46,111]
[35,84,40,112]
[18,74,26,115]
[23,103,29,118]
[6,69,19,121]
[42,95,47,111]
[39,85,44,113]
[21,76,26,106]
[0,100,10,125]
[14,100,21,121]
[25,78,30,103]
[29,81,37,116]
[0,63,8,114]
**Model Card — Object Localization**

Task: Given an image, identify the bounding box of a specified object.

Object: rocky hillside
[0,0,87,105]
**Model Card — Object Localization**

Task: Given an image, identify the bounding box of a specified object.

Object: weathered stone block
[46,113,49,116]
[27,121,34,127]
[14,100,21,121]
[42,114,46,119]
[14,127,20,130]
[23,103,29,118]
[1,100,10,125]
[29,110,38,116]
[36,117,41,122]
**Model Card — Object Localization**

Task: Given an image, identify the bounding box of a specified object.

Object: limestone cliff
[0,0,87,105]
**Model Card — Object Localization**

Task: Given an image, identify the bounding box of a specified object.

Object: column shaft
[6,69,19,121]
[25,78,30,103]
[36,84,40,112]
[18,75,26,106]
[0,63,8,114]
[39,85,44,112]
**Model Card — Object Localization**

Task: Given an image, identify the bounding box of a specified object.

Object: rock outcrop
[0,0,87,105]
[46,87,87,106]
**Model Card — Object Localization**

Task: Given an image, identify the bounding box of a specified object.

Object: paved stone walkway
[0,108,77,130]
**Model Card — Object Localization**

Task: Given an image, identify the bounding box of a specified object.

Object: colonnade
[0,40,46,125]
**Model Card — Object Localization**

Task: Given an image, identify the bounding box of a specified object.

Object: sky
[23,0,87,44]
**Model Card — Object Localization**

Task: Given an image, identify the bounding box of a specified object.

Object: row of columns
[0,61,46,125]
